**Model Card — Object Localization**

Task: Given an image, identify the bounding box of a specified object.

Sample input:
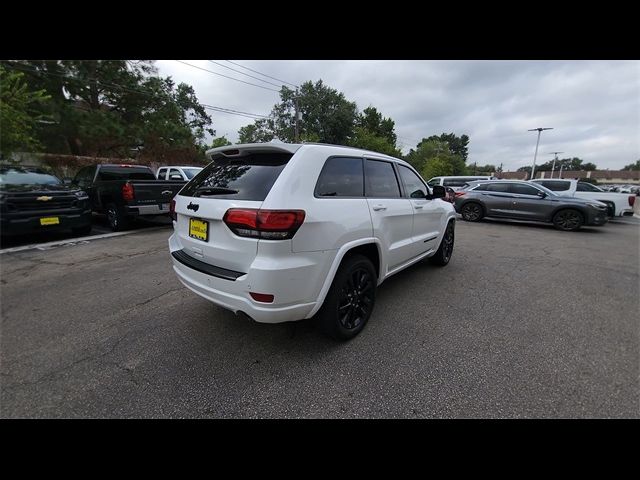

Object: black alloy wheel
[337,266,375,331]
[461,202,483,222]
[553,209,583,231]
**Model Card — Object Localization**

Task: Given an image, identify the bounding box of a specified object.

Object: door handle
[414,205,424,210]
[372,204,387,211]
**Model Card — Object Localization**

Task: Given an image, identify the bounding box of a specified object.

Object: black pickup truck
[73,164,185,231]
[1,166,93,238]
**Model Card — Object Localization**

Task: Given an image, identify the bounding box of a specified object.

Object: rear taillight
[455,191,466,197]
[223,208,305,240]
[169,199,176,221]
[629,196,635,207]
[122,182,135,202]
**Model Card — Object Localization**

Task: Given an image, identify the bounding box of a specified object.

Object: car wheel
[552,209,584,231]
[316,254,376,341]
[461,202,483,222]
[71,224,92,237]
[106,203,129,232]
[430,221,455,266]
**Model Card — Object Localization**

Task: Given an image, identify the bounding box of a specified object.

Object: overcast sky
[156,60,639,171]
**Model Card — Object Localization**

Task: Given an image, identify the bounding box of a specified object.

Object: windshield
[0,168,61,186]
[183,168,202,179]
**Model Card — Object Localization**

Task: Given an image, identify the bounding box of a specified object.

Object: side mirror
[537,191,547,198]
[431,185,446,199]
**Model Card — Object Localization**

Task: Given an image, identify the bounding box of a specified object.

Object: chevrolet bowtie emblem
[36,196,53,201]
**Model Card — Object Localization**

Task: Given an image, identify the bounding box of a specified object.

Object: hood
[555,195,607,207]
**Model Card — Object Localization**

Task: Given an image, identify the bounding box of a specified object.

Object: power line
[207,61,283,88]
[225,60,299,88]
[174,60,280,92]
[3,62,270,121]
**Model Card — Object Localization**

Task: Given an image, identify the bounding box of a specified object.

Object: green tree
[420,133,470,162]
[622,160,640,170]
[238,80,358,145]
[210,136,232,148]
[0,65,51,158]
[406,139,467,176]
[421,157,455,180]
[0,60,214,162]
[349,106,401,157]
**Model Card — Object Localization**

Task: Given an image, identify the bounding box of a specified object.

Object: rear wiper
[195,186,239,196]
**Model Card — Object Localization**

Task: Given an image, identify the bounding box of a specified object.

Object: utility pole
[548,151,563,179]
[528,127,553,180]
[293,90,300,142]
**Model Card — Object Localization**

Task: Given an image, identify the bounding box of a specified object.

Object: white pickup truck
[532,179,636,217]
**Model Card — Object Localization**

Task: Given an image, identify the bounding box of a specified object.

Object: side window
[75,166,94,187]
[168,168,182,180]
[484,183,510,192]
[577,182,600,192]
[509,183,541,195]
[398,165,428,198]
[541,181,571,191]
[427,178,441,187]
[364,159,401,198]
[315,157,364,197]
[157,168,167,180]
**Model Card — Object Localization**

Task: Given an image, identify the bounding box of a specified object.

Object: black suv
[0,166,92,238]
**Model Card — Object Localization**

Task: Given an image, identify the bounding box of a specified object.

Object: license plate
[189,218,209,242]
[40,217,60,226]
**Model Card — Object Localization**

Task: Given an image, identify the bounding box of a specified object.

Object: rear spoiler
[206,143,302,160]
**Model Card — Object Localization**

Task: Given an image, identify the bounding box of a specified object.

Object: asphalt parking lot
[0,217,638,418]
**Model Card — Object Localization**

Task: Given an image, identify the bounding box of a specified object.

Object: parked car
[73,164,185,231]
[168,143,456,340]
[454,180,608,231]
[427,175,497,191]
[531,179,635,217]
[0,166,92,238]
[157,166,203,182]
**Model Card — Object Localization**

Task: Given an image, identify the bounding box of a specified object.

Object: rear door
[508,183,555,220]
[396,164,444,256]
[364,158,414,271]
[174,151,292,273]
[472,182,513,216]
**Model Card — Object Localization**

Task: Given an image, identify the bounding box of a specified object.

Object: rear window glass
[539,180,571,191]
[98,167,156,181]
[315,157,363,197]
[180,152,292,201]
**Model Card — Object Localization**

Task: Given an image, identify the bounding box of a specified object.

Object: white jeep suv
[168,143,456,340]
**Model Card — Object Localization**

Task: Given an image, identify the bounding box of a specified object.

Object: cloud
[156,60,639,170]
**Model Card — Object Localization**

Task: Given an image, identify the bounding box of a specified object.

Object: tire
[106,203,129,232]
[316,254,377,341]
[71,224,92,237]
[552,209,584,231]
[430,221,455,266]
[460,202,484,222]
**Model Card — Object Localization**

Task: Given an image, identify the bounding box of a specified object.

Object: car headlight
[587,202,607,210]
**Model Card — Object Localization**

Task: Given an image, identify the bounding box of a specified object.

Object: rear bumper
[168,233,325,324]
[1,209,92,236]
[126,204,171,216]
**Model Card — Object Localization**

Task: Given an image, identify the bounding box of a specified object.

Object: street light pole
[549,151,563,179]
[528,127,553,180]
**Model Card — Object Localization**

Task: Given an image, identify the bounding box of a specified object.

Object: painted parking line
[0,227,169,255]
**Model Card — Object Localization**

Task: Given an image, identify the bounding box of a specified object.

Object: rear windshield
[98,167,156,181]
[180,152,292,201]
